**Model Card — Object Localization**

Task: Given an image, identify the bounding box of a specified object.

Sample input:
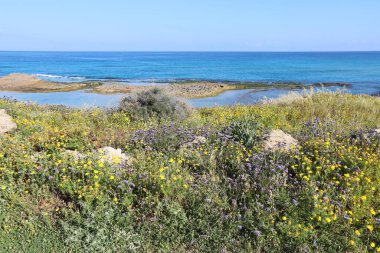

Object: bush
[224,117,263,148]
[119,88,191,120]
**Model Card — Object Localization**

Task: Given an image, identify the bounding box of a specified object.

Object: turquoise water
[0,51,379,107]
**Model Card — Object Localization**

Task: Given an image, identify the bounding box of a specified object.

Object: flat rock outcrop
[0,73,89,92]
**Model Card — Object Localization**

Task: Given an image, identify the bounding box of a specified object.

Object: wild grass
[0,91,379,252]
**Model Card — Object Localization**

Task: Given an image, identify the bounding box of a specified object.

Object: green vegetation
[119,88,191,120]
[0,91,379,252]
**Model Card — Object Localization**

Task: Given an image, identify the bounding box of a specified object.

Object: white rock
[263,130,299,152]
[97,147,130,166]
[0,109,17,135]
[361,128,380,142]
[181,136,206,148]
[62,150,85,161]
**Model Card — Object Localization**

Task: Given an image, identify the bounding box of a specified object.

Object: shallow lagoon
[0,86,348,108]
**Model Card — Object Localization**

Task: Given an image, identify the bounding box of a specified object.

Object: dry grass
[266,89,380,131]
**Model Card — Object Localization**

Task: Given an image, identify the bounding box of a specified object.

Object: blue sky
[0,0,379,51]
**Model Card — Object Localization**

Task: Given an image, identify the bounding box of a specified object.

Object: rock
[97,147,131,166]
[192,136,207,145]
[62,150,85,161]
[181,136,207,148]
[263,130,299,152]
[359,128,380,142]
[0,109,17,134]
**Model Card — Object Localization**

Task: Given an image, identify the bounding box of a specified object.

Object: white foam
[34,74,85,83]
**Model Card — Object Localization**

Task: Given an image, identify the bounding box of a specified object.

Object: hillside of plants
[0,90,379,252]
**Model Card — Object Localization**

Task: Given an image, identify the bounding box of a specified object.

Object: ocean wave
[34,74,86,83]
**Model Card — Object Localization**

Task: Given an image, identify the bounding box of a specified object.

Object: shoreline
[0,73,354,99]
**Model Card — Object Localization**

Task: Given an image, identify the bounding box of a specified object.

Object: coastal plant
[223,116,263,149]
[118,88,191,121]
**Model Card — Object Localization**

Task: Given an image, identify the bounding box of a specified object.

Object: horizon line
[1,50,380,53]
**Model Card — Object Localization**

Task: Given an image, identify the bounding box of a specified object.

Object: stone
[62,150,85,161]
[0,109,17,134]
[360,128,380,142]
[97,147,131,166]
[263,130,299,152]
[181,136,207,148]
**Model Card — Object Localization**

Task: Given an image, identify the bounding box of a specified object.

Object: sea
[0,51,379,107]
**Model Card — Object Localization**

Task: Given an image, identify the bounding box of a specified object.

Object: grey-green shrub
[118,88,191,120]
[227,117,262,148]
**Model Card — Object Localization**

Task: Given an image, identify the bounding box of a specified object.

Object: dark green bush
[119,88,191,120]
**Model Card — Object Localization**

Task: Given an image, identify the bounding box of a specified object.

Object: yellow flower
[109,175,115,180]
[325,217,331,223]
[370,242,376,248]
[113,197,118,203]
[349,240,355,245]
[159,175,165,180]
[377,247,380,253]
[355,230,361,236]
[1,185,6,190]
[282,216,287,221]
[367,225,374,232]
[360,195,367,201]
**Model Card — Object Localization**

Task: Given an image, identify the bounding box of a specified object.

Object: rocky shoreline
[0,73,355,99]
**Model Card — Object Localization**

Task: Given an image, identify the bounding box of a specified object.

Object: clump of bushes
[118,88,191,120]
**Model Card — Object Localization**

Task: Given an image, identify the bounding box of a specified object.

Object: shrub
[128,124,210,152]
[224,117,263,148]
[118,88,191,120]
